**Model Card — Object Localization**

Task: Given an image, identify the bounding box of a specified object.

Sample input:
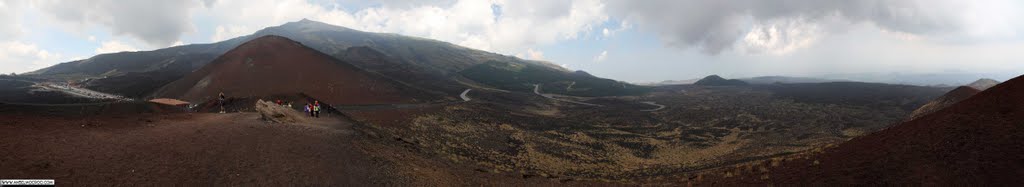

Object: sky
[1,0,1023,83]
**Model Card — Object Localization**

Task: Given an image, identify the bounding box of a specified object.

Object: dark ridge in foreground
[709,74,1024,186]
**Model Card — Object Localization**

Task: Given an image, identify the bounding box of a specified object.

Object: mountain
[693,75,748,86]
[905,86,980,121]
[905,78,1001,121]
[719,74,1024,185]
[27,19,636,98]
[966,78,1000,90]
[153,35,429,105]
[740,76,845,84]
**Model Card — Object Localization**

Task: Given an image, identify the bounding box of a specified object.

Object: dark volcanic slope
[905,86,980,121]
[720,75,1024,185]
[154,35,426,105]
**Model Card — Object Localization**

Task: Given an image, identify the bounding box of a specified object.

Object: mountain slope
[28,19,638,97]
[719,74,1024,185]
[905,86,980,121]
[905,78,1001,121]
[967,78,1000,90]
[153,35,429,105]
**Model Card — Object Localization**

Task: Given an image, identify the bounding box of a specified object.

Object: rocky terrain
[690,74,1024,186]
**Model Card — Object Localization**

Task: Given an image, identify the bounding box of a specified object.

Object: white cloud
[95,40,138,54]
[601,20,630,38]
[196,0,608,56]
[87,35,96,42]
[211,25,254,42]
[0,41,65,73]
[741,18,824,55]
[0,1,25,41]
[517,48,545,60]
[34,0,200,48]
[604,0,1024,54]
[593,50,608,62]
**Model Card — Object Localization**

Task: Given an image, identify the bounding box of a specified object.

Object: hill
[693,75,748,86]
[153,35,430,105]
[967,78,1000,90]
[712,74,1024,185]
[905,86,980,121]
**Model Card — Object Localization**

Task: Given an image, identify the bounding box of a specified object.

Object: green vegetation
[460,60,650,96]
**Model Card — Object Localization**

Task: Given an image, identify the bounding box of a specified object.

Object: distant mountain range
[641,74,1009,87]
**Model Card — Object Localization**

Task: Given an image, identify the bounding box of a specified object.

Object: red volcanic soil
[154,35,431,105]
[0,113,405,185]
[906,86,981,120]
[0,111,608,186]
[706,75,1024,186]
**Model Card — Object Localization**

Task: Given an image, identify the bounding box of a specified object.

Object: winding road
[533,84,603,107]
[639,101,666,112]
[33,82,131,101]
[532,84,668,112]
[459,89,472,101]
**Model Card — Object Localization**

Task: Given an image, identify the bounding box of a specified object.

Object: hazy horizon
[1,0,1022,84]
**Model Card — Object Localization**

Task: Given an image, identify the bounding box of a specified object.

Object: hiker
[313,100,321,118]
[276,99,283,105]
[304,103,313,117]
[218,92,226,113]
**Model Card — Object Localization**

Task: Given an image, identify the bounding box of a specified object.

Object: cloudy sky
[1,0,1023,83]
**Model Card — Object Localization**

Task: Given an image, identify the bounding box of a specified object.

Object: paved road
[334,89,473,111]
[533,84,603,107]
[459,89,472,101]
[34,82,131,101]
[639,101,666,112]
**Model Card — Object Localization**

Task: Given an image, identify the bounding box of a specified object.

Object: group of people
[217,92,324,118]
[304,100,322,118]
[273,99,322,118]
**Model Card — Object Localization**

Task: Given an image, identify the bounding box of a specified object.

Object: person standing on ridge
[304,103,313,117]
[313,100,321,118]
[218,92,226,113]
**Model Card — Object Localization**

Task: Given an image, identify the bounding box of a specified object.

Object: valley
[1,18,1020,186]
